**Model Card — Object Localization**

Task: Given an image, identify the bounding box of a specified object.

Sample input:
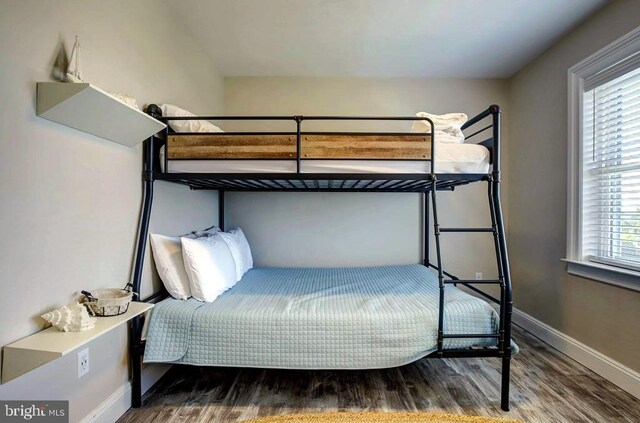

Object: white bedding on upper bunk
[159,143,490,174]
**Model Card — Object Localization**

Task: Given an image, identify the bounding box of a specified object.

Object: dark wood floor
[119,326,640,423]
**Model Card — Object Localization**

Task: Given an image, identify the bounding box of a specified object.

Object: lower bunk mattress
[144,265,511,369]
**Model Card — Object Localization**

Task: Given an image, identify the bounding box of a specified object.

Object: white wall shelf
[1,301,153,384]
[36,82,166,147]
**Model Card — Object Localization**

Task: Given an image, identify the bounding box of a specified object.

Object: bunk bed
[128,104,514,411]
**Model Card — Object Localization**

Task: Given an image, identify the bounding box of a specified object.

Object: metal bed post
[488,181,505,350]
[488,105,513,411]
[163,125,169,176]
[423,117,433,267]
[130,135,156,408]
[295,116,302,174]
[424,117,434,269]
[219,190,225,231]
[431,180,445,356]
[427,120,446,356]
[424,192,430,267]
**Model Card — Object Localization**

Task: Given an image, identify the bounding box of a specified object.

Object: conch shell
[41,302,96,332]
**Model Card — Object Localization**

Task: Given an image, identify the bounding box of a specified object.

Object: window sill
[563,259,640,292]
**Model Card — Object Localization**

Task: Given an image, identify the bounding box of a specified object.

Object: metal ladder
[425,105,513,411]
[429,176,509,354]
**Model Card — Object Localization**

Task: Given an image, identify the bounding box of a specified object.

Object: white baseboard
[512,308,640,400]
[80,364,171,423]
[79,382,131,423]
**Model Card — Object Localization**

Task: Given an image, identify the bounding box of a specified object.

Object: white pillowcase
[218,228,254,280]
[160,104,224,133]
[233,228,253,272]
[149,233,193,300]
[181,233,237,302]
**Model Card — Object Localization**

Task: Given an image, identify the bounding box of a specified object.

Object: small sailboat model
[50,40,69,82]
[66,35,83,82]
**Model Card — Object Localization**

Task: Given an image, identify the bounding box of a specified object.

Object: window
[583,66,640,271]
[567,27,640,291]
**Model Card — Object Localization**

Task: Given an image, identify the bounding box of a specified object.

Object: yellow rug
[244,412,521,423]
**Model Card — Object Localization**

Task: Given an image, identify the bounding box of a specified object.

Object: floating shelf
[1,302,153,384]
[36,82,166,147]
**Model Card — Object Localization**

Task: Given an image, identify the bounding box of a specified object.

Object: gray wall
[0,1,222,420]
[508,0,640,372]
[3,1,639,420]
[224,77,509,279]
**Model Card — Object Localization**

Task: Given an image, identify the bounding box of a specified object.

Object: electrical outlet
[475,272,483,280]
[78,348,89,378]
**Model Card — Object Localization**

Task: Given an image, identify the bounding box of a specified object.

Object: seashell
[41,302,96,332]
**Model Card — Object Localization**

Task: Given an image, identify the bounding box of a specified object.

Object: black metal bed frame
[128,104,513,411]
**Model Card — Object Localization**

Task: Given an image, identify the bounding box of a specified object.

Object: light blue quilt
[144,265,514,369]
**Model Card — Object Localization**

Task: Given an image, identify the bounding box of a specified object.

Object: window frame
[566,26,640,292]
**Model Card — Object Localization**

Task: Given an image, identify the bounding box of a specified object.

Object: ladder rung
[439,227,494,233]
[445,279,501,284]
[442,333,500,339]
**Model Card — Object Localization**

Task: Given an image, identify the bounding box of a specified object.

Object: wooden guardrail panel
[167,133,432,160]
[301,134,431,159]
[167,134,297,159]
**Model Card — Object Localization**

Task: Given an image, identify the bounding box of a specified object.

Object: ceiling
[164,0,608,78]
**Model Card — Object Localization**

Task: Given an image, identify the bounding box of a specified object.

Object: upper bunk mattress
[159,143,490,174]
[144,265,507,369]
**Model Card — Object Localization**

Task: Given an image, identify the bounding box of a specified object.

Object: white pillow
[181,233,237,302]
[218,228,253,280]
[149,234,192,300]
[231,228,253,274]
[234,228,253,272]
[160,104,224,133]
[217,232,244,282]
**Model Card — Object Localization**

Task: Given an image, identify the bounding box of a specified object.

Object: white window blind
[582,64,640,272]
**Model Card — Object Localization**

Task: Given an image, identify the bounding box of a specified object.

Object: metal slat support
[442,333,500,339]
[440,227,494,233]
